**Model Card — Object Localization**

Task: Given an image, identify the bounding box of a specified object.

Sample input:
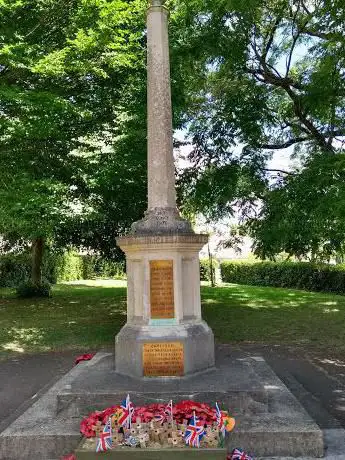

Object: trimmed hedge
[0,251,126,287]
[220,260,345,294]
[200,258,220,283]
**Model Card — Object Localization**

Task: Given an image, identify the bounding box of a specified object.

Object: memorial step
[76,443,226,460]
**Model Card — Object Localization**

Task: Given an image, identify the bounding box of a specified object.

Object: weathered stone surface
[131,208,193,236]
[76,444,226,460]
[129,1,192,236]
[0,350,326,459]
[147,3,175,212]
[115,233,214,378]
[115,322,215,378]
[0,354,101,460]
[116,0,214,379]
[57,349,323,457]
[117,234,208,251]
[149,1,168,7]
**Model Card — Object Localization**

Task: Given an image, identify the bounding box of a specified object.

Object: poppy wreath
[80,400,233,438]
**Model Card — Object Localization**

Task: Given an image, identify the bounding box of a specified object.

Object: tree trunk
[208,242,215,288]
[31,237,45,285]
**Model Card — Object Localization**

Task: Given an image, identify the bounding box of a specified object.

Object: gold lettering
[150,260,175,319]
[143,342,184,377]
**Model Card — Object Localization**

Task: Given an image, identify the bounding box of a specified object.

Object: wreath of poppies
[80,400,232,438]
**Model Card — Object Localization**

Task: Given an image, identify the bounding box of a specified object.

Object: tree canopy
[0,0,149,258]
[1,0,344,264]
[172,0,345,259]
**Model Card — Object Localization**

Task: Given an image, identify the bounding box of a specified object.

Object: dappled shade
[1,281,345,357]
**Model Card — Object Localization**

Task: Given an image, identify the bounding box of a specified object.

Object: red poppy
[74,354,95,365]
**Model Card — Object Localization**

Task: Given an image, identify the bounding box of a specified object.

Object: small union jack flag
[229,448,253,460]
[184,412,205,448]
[164,400,173,422]
[96,418,112,452]
[215,402,226,437]
[118,394,134,429]
[154,400,173,425]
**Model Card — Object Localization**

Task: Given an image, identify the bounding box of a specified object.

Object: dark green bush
[220,260,345,294]
[16,280,51,298]
[0,253,31,287]
[0,251,69,287]
[200,258,219,282]
[0,251,126,288]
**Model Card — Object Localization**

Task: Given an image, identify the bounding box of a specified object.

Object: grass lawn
[1,280,345,358]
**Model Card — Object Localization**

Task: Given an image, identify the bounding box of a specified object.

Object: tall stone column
[115,0,215,378]
[132,0,192,235]
[147,0,176,210]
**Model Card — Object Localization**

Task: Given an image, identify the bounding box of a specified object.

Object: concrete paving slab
[0,351,79,431]
[0,355,107,460]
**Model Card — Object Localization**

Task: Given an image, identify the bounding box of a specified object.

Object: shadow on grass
[0,284,127,357]
[201,284,345,349]
[2,281,345,358]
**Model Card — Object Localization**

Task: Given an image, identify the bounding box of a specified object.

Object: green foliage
[248,152,345,260]
[16,280,51,299]
[220,260,345,294]
[80,255,125,280]
[0,0,150,258]
[54,252,84,283]
[199,258,219,282]
[0,251,125,287]
[0,251,70,287]
[0,253,31,287]
[173,0,345,255]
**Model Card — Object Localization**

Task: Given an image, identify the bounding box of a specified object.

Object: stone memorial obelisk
[115,0,215,378]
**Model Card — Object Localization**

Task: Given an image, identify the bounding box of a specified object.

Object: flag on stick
[229,448,253,460]
[165,400,173,423]
[215,401,226,437]
[118,394,134,429]
[96,418,112,452]
[184,411,205,448]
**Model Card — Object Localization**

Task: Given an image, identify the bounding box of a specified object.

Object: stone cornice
[117,234,208,253]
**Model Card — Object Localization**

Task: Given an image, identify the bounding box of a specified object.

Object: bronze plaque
[150,260,174,319]
[143,342,184,377]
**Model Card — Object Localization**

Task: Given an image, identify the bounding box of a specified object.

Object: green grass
[202,283,345,349]
[1,280,345,358]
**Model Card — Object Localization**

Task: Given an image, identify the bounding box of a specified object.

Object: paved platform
[0,350,80,434]
[0,348,325,459]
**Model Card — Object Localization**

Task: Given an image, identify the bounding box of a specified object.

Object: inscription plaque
[143,342,184,376]
[150,260,174,319]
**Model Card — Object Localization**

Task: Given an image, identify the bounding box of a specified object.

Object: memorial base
[115,321,215,378]
[76,442,226,460]
[0,349,325,459]
[115,234,215,378]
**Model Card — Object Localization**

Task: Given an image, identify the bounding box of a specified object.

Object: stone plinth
[56,349,323,458]
[0,350,326,459]
[76,444,226,459]
[115,234,215,378]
